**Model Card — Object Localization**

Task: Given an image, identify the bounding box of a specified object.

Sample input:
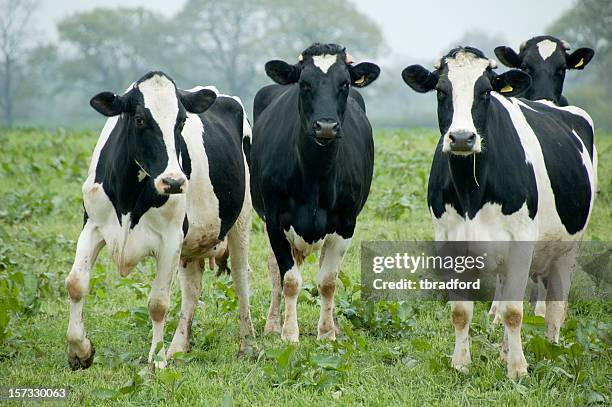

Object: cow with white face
[65,72,255,370]
[402,47,596,378]
[495,35,595,106]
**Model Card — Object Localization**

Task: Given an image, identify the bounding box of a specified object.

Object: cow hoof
[281,329,299,343]
[67,340,95,370]
[263,319,282,336]
[451,349,471,374]
[507,356,528,379]
[534,301,546,317]
[317,328,336,341]
[451,362,469,374]
[238,337,259,358]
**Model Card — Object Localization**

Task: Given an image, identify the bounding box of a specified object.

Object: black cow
[402,47,596,378]
[65,72,255,370]
[251,43,380,342]
[495,35,595,106]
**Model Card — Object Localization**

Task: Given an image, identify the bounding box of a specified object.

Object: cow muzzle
[313,119,340,146]
[154,173,188,195]
[445,130,480,155]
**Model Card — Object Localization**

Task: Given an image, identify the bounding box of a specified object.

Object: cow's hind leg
[263,228,282,335]
[227,200,257,355]
[65,220,105,370]
[317,234,351,340]
[168,260,203,358]
[451,300,473,372]
[148,233,182,369]
[545,246,577,343]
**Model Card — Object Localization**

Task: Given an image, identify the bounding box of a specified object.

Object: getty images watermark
[361,241,611,302]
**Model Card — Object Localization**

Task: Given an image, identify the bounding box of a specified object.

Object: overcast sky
[36,0,575,61]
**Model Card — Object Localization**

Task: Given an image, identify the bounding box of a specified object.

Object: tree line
[0,0,610,130]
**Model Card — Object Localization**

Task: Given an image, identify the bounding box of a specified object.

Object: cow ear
[401,65,438,93]
[349,62,380,88]
[90,92,124,117]
[265,60,300,85]
[567,48,594,70]
[492,70,532,97]
[494,46,522,68]
[179,89,217,114]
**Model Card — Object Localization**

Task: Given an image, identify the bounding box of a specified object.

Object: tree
[56,8,174,94]
[548,0,612,130]
[0,0,36,127]
[173,0,383,98]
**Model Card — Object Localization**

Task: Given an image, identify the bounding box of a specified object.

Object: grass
[0,127,610,406]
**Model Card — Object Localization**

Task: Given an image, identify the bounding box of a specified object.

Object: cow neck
[445,99,507,218]
[446,150,489,217]
[294,126,340,182]
[100,117,150,214]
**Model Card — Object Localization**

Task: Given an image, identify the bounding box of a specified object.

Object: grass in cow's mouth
[0,128,610,405]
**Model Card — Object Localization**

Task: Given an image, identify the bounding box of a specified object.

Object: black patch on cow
[252,81,373,280]
[199,96,246,240]
[82,206,89,227]
[518,100,593,234]
[428,98,538,221]
[94,118,170,228]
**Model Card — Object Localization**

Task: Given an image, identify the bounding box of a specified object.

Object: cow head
[402,47,531,155]
[264,43,380,147]
[90,71,216,195]
[494,35,594,105]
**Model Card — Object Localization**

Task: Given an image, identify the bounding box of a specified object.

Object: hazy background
[1,0,610,130]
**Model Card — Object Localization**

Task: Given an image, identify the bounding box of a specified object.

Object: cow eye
[299,81,311,91]
[135,115,145,127]
[178,118,186,130]
[436,89,448,99]
[556,67,566,76]
[342,81,350,90]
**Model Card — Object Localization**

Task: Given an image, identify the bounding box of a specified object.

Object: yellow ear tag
[500,85,513,93]
[574,58,584,68]
[355,75,366,86]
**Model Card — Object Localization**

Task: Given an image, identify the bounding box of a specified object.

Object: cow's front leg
[545,246,576,343]
[317,234,351,340]
[266,221,299,342]
[168,260,203,358]
[65,220,105,370]
[263,227,282,336]
[450,300,473,372]
[500,245,532,379]
[148,234,182,369]
[227,201,257,355]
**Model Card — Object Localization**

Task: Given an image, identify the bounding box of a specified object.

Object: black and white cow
[65,72,255,370]
[251,43,380,341]
[401,47,596,378]
[494,35,595,106]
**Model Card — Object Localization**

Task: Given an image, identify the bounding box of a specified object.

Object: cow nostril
[449,134,456,143]
[468,134,476,142]
[314,121,322,131]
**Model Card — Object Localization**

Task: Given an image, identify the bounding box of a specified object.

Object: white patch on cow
[537,39,558,60]
[139,75,185,190]
[284,226,325,259]
[432,203,537,242]
[179,112,222,259]
[312,54,338,74]
[444,51,488,153]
